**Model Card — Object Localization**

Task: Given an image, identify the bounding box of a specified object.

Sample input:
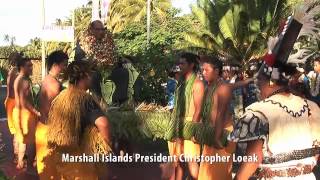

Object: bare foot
[16,161,24,170]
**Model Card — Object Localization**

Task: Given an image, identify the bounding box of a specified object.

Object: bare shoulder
[217,83,232,96]
[8,69,18,79]
[14,75,22,86]
[43,76,60,89]
[194,78,205,88]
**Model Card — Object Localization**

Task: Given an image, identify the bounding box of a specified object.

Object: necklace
[266,88,288,99]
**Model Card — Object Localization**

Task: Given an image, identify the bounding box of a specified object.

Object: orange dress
[12,107,36,144]
[4,98,16,134]
[198,121,236,180]
[35,121,50,179]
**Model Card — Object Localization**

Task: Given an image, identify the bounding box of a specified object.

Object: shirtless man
[39,50,68,123]
[13,57,40,173]
[198,55,236,180]
[36,50,68,176]
[5,52,21,159]
[170,52,205,180]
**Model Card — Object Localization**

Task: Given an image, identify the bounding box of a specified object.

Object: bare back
[7,68,18,98]
[14,75,33,109]
[39,75,61,123]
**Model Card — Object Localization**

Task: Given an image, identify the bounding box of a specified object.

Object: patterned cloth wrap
[229,93,320,179]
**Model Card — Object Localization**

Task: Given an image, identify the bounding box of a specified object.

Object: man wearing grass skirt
[169,52,205,180]
[198,55,236,180]
[229,2,320,179]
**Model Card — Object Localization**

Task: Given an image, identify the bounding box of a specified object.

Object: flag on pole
[101,0,111,21]
[92,0,100,22]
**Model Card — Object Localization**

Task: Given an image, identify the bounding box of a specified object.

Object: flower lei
[79,29,116,66]
[308,71,320,97]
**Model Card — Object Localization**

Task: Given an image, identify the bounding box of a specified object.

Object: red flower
[263,53,276,67]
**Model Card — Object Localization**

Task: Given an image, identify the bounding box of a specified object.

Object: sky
[0,0,196,46]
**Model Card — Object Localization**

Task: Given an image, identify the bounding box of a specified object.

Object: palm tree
[10,37,16,47]
[185,0,288,64]
[3,34,10,45]
[106,0,172,34]
[3,34,16,47]
[73,5,92,39]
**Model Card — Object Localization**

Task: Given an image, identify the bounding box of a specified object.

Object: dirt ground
[0,120,175,180]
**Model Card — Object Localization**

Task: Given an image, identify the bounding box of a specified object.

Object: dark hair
[179,52,199,72]
[47,50,68,70]
[65,60,93,85]
[260,62,297,86]
[8,52,23,67]
[16,57,31,71]
[201,55,223,76]
[314,57,320,63]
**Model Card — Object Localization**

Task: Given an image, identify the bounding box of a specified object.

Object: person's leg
[26,143,37,174]
[187,162,199,180]
[17,142,26,169]
[13,134,18,158]
[176,162,184,180]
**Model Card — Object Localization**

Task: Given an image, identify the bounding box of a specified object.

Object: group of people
[164,4,320,179]
[2,2,320,180]
[4,51,111,179]
[165,50,320,180]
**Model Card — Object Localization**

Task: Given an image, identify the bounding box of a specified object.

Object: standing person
[230,4,320,179]
[122,56,140,105]
[79,20,116,107]
[222,64,231,82]
[38,50,68,123]
[13,57,40,173]
[4,52,21,159]
[307,57,320,106]
[229,64,245,118]
[243,61,260,107]
[110,59,129,106]
[198,56,236,180]
[169,52,205,180]
[36,50,68,177]
[44,60,112,180]
[166,65,180,111]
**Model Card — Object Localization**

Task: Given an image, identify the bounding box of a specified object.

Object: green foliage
[107,110,229,146]
[107,0,172,33]
[186,0,288,64]
[114,9,192,104]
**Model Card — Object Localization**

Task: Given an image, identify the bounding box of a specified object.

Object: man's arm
[95,116,112,146]
[214,84,232,149]
[232,78,253,90]
[20,80,40,116]
[192,79,205,122]
[235,140,263,180]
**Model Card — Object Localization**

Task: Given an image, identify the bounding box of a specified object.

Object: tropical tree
[3,34,16,47]
[106,0,172,33]
[185,0,289,64]
[3,34,10,44]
